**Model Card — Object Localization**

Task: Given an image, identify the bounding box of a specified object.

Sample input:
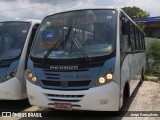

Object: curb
[145,76,159,82]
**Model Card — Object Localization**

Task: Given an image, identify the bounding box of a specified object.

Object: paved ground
[122,81,160,120]
[126,81,160,111]
[0,81,159,120]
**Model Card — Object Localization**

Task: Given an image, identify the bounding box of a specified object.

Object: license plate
[54,102,72,110]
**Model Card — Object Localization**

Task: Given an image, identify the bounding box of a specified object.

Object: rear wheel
[139,70,144,85]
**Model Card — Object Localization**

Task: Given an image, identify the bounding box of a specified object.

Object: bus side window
[130,24,136,51]
[135,28,140,51]
[120,35,130,52]
[25,24,39,69]
[142,34,145,50]
[121,16,131,52]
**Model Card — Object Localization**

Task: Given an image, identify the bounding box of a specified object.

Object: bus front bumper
[0,77,24,100]
[27,80,120,111]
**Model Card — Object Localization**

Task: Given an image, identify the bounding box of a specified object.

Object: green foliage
[122,6,150,20]
[146,38,160,76]
[122,6,150,30]
[145,70,154,76]
[136,22,145,30]
[137,11,150,18]
[147,38,160,60]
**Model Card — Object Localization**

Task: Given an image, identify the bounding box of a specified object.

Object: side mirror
[122,17,130,35]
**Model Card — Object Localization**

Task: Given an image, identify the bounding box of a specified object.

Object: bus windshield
[0,22,30,60]
[31,9,117,59]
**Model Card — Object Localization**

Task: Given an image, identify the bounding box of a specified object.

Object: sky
[0,0,159,21]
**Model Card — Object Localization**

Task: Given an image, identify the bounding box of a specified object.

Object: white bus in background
[0,19,40,100]
[27,7,146,111]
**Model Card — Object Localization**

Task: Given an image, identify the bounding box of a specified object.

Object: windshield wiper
[72,37,91,63]
[41,35,64,63]
[41,26,72,63]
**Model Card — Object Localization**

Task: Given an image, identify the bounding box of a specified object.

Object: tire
[139,70,144,85]
[119,84,129,112]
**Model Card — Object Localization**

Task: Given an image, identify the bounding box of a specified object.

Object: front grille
[45,93,84,104]
[46,94,84,98]
[49,99,80,102]
[44,73,60,80]
[38,67,93,90]
[42,80,91,87]
[43,68,89,72]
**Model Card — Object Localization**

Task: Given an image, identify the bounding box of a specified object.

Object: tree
[122,6,150,20]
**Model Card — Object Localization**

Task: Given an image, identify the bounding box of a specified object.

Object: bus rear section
[0,20,40,100]
[26,8,122,111]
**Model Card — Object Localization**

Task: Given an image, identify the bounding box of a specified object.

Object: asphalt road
[0,99,30,111]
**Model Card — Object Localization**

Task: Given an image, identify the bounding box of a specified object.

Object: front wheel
[116,86,129,116]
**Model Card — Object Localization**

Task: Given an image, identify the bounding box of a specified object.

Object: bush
[147,38,160,60]
[146,38,160,75]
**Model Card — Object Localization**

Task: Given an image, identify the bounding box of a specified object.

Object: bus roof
[47,6,121,16]
[45,6,135,23]
[45,6,141,31]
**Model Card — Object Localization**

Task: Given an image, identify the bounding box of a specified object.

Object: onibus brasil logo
[2,112,42,118]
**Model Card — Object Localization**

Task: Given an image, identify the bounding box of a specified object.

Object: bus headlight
[99,77,106,84]
[106,74,113,80]
[98,73,113,84]
[2,69,17,82]
[27,70,38,85]
[93,68,114,87]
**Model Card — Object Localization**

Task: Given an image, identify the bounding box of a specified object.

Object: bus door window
[25,24,39,69]
[120,35,129,52]
[30,24,40,43]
